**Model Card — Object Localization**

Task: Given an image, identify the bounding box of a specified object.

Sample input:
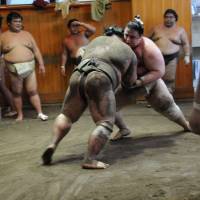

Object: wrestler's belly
[155,40,180,55]
[4,49,34,63]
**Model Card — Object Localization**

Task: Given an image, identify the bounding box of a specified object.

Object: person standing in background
[0,12,48,121]
[149,9,190,94]
[60,19,96,76]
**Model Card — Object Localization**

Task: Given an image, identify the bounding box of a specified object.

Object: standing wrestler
[60,19,96,76]
[111,16,190,140]
[0,14,17,117]
[0,12,48,121]
[149,9,190,94]
[42,27,137,169]
[189,76,200,134]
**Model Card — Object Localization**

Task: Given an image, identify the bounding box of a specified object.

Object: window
[0,0,52,5]
[192,0,200,16]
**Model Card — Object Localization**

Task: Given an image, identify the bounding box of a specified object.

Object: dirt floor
[0,101,200,200]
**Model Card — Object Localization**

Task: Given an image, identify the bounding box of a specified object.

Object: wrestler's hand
[60,66,66,76]
[184,55,190,65]
[71,21,80,26]
[39,64,46,74]
[135,79,143,87]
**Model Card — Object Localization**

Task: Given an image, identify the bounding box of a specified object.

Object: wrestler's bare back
[82,35,136,80]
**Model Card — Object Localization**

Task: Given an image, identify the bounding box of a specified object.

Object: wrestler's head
[124,15,144,49]
[104,26,124,38]
[67,18,80,34]
[7,12,23,32]
[164,9,178,27]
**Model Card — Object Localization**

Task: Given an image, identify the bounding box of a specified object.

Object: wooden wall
[0,0,132,104]
[131,0,193,98]
[0,0,193,104]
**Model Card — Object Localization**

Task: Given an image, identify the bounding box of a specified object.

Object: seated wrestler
[0,12,48,121]
[41,27,137,169]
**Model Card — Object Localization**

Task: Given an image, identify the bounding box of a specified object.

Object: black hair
[7,12,23,24]
[126,15,144,35]
[67,18,79,28]
[164,9,178,21]
[104,26,124,38]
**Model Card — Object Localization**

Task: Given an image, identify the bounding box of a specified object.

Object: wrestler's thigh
[147,79,173,108]
[85,72,116,123]
[24,71,37,92]
[9,72,23,94]
[163,58,177,81]
[61,73,87,122]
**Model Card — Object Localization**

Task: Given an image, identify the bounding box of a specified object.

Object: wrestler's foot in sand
[38,113,48,121]
[82,160,109,169]
[42,145,55,165]
[110,128,131,141]
[183,121,192,132]
[15,114,23,122]
[4,111,17,117]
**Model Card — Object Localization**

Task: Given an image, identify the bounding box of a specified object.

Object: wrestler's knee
[12,90,22,97]
[54,113,72,132]
[27,90,38,96]
[93,120,114,138]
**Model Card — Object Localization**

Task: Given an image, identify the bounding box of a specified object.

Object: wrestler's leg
[82,72,115,169]
[24,71,47,120]
[146,79,190,131]
[0,64,16,115]
[111,87,143,141]
[162,58,178,94]
[9,72,23,121]
[42,72,87,165]
[189,78,200,134]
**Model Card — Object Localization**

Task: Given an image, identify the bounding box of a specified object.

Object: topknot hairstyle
[104,25,124,38]
[126,15,144,35]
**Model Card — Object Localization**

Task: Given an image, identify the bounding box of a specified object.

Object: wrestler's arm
[29,33,45,73]
[78,21,96,38]
[121,54,137,89]
[60,41,69,76]
[139,42,165,85]
[148,27,156,40]
[180,28,190,64]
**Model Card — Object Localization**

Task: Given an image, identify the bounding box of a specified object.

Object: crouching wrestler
[41,27,137,169]
[111,16,191,140]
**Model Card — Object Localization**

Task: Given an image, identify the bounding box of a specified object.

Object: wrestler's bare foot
[4,111,17,117]
[15,115,23,122]
[110,128,131,141]
[183,121,192,132]
[42,144,55,165]
[82,160,109,169]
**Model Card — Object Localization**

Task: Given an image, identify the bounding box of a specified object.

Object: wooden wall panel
[131,0,193,98]
[0,1,132,103]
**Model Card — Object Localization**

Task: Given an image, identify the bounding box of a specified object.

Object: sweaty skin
[111,26,190,141]
[60,20,96,76]
[42,35,137,169]
[0,15,47,121]
[149,12,190,93]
